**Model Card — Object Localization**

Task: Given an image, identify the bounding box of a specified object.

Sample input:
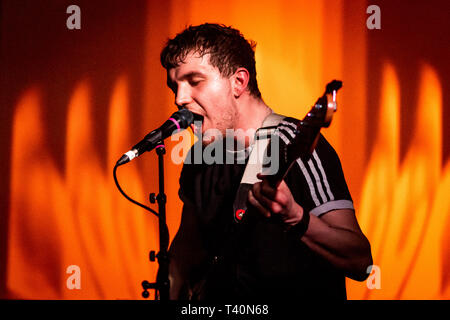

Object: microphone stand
[141,142,170,300]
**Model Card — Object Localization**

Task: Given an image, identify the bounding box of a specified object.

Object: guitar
[234,80,342,222]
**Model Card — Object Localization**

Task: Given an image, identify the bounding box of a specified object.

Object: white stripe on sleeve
[307,158,328,203]
[312,150,334,201]
[296,158,321,206]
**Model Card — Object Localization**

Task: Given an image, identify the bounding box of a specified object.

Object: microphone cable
[113,164,159,217]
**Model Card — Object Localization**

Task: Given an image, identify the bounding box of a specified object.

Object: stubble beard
[201,105,237,146]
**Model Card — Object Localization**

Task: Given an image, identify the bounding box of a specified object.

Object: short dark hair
[160,23,261,98]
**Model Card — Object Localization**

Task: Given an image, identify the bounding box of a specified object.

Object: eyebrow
[179,71,206,82]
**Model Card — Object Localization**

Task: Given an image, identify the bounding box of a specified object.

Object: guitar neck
[265,124,322,188]
[263,80,342,189]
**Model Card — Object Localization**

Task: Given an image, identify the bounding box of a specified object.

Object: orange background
[1,0,449,299]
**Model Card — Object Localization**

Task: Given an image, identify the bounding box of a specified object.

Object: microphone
[116,109,194,166]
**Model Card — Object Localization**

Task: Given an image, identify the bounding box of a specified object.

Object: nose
[175,84,193,108]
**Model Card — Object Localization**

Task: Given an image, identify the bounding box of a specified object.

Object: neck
[232,95,273,148]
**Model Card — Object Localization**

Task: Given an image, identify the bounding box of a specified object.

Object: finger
[252,182,273,207]
[255,174,280,200]
[256,173,278,192]
[259,179,278,199]
[248,189,271,218]
[256,172,267,180]
[258,180,291,208]
[273,180,291,204]
[252,183,284,214]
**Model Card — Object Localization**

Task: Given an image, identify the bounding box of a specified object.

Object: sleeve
[287,134,354,217]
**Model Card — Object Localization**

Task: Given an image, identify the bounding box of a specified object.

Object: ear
[231,68,250,98]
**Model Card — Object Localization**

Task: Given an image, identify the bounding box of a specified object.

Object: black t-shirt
[173,133,353,301]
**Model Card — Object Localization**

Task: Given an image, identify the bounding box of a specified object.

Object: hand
[248,173,304,227]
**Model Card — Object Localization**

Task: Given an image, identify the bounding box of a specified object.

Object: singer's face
[167,52,237,145]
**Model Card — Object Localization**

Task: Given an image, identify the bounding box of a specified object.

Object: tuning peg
[314,103,324,110]
[325,80,342,94]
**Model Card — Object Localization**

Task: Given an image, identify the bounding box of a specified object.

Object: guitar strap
[232,112,285,222]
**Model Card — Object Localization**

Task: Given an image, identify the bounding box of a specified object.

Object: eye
[189,79,202,86]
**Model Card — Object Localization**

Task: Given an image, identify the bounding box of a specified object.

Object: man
[160,23,372,300]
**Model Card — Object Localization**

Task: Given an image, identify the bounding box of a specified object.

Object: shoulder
[286,133,354,217]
